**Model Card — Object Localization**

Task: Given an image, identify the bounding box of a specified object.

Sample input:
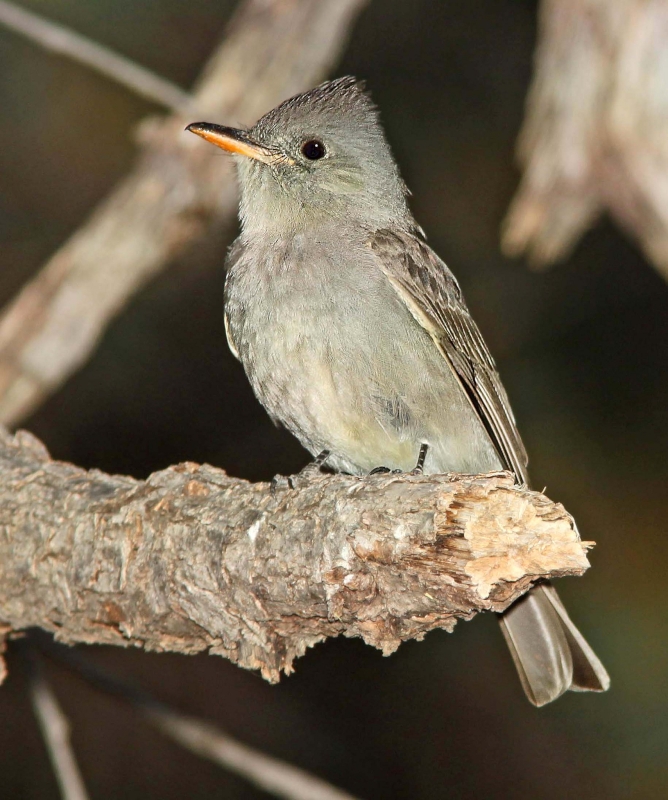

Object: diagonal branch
[0,0,194,112]
[0,0,369,426]
[30,671,91,800]
[148,708,363,800]
[0,427,593,683]
[36,639,363,800]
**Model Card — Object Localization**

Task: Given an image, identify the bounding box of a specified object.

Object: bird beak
[186,122,277,164]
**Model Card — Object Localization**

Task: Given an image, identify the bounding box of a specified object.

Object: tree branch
[35,639,362,800]
[502,0,668,277]
[0,427,593,683]
[30,672,90,800]
[0,0,194,112]
[0,0,369,425]
[148,707,362,800]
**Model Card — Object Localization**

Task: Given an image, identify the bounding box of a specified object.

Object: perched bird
[187,77,610,706]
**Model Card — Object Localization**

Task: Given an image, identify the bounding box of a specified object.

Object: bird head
[187,77,411,237]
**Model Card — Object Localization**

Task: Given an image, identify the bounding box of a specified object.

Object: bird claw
[368,466,402,475]
[287,450,331,489]
[369,444,429,476]
[270,474,291,495]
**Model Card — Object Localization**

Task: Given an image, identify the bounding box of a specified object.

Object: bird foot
[288,450,331,489]
[369,444,429,476]
[368,466,401,475]
[270,474,291,495]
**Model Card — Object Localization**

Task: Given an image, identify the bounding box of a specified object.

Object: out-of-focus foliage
[0,1,666,798]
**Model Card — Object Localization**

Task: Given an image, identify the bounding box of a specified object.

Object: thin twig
[149,708,363,800]
[0,0,195,111]
[36,636,364,800]
[30,673,90,800]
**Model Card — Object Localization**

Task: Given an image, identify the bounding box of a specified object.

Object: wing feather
[223,239,244,362]
[369,228,528,483]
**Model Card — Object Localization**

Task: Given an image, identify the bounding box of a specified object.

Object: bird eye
[301,139,326,160]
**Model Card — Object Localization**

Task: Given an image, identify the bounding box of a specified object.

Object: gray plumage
[187,76,610,706]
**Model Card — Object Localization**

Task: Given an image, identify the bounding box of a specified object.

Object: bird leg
[286,450,331,489]
[296,449,331,475]
[271,451,332,494]
[412,442,429,474]
[309,450,331,470]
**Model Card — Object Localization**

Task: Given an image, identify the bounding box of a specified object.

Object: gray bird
[187,77,610,706]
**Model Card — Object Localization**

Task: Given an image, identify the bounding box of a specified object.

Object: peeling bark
[0,428,592,683]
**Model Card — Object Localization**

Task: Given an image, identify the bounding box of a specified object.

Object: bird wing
[369,228,529,483]
[223,238,244,361]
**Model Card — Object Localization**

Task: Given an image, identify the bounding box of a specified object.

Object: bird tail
[498,582,610,707]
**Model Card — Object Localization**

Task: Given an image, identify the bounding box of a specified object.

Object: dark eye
[301,139,326,160]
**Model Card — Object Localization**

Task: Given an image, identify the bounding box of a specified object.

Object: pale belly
[224,237,502,476]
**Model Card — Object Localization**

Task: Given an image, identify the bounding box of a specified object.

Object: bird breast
[223,230,502,476]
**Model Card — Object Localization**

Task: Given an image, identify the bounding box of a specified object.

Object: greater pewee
[187,77,610,706]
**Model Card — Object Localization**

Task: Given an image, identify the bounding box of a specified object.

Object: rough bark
[502,0,668,277]
[0,0,368,425]
[0,427,593,683]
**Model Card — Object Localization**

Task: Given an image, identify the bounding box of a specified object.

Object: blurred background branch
[0,0,368,426]
[22,636,365,800]
[31,637,363,800]
[503,0,668,278]
[0,0,195,112]
[147,707,363,800]
[30,671,91,800]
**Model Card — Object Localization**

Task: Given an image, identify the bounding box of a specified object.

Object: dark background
[1,1,667,798]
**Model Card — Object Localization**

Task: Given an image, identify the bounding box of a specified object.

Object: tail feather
[499,583,610,707]
[539,583,611,693]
